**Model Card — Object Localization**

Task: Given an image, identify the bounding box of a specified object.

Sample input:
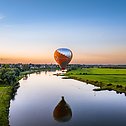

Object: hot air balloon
[54,48,73,70]
[53,96,72,122]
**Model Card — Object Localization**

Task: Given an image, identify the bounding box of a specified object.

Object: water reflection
[23,75,28,80]
[9,72,126,126]
[53,96,72,122]
[11,82,20,100]
[36,71,41,74]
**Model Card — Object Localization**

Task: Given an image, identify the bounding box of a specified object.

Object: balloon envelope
[54,48,73,70]
[53,96,72,122]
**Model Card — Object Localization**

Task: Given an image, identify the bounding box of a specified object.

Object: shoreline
[63,75,126,95]
[64,68,126,95]
[0,70,43,126]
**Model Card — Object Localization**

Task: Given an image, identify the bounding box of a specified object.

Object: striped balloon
[54,48,73,70]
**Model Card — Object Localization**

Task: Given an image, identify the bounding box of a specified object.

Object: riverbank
[0,86,12,126]
[65,68,126,94]
[0,70,42,126]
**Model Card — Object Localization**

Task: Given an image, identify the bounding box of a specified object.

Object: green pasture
[69,74,126,86]
[67,68,126,75]
[0,86,12,126]
[66,68,126,92]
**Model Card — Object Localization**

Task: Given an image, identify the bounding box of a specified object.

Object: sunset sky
[0,0,126,64]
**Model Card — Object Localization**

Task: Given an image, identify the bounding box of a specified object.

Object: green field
[0,69,43,126]
[65,68,126,93]
[0,86,12,126]
[67,68,126,75]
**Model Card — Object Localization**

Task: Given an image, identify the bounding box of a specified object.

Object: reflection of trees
[36,71,41,74]
[45,71,47,74]
[23,75,28,80]
[53,96,72,122]
[11,82,20,100]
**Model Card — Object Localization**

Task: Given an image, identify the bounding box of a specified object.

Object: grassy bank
[0,86,12,126]
[20,70,40,75]
[0,70,41,126]
[65,68,126,94]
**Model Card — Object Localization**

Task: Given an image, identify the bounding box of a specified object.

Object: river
[9,71,126,126]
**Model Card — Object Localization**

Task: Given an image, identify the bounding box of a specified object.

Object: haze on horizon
[0,0,126,64]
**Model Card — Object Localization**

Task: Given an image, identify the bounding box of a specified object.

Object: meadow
[65,68,126,93]
[0,86,12,126]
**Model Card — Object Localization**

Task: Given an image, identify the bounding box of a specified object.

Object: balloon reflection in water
[54,48,73,70]
[53,96,72,122]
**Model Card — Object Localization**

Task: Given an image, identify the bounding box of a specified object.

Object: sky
[0,0,126,64]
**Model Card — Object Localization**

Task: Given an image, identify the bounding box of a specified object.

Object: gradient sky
[0,0,126,64]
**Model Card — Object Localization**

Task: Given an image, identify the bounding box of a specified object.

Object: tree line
[0,64,30,86]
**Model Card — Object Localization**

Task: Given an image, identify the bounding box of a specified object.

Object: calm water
[9,71,126,126]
